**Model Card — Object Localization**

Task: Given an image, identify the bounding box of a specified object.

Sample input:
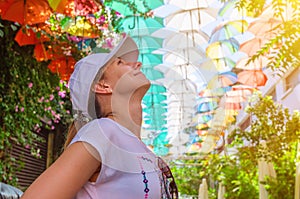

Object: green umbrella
[105,0,163,16]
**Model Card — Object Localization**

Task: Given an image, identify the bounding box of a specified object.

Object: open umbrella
[0,0,52,25]
[14,26,50,46]
[48,56,76,81]
[238,69,268,87]
[206,38,239,59]
[209,19,248,43]
[165,7,217,32]
[218,71,237,87]
[105,0,162,16]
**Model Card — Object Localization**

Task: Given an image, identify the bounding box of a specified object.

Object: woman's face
[103,57,150,95]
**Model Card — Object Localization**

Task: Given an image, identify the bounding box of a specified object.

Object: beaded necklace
[137,156,153,199]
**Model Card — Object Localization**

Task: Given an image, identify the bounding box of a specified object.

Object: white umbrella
[258,141,276,199]
[198,178,209,199]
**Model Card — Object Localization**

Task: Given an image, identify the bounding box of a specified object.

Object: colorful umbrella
[34,43,51,61]
[206,38,239,59]
[61,17,100,38]
[239,37,269,56]
[14,26,50,46]
[116,16,163,35]
[48,56,76,81]
[218,71,238,87]
[235,56,269,70]
[0,0,52,25]
[105,0,163,16]
[238,70,268,87]
[209,19,248,43]
[247,18,281,39]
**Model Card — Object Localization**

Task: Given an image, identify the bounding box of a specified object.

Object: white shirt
[70,118,162,199]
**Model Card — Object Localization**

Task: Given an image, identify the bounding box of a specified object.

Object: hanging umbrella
[218,71,238,87]
[197,98,218,113]
[14,26,50,46]
[48,56,76,81]
[116,16,163,35]
[34,43,52,61]
[247,18,281,38]
[165,8,217,32]
[199,86,231,98]
[61,17,100,38]
[239,37,269,57]
[218,0,254,20]
[167,0,219,11]
[0,0,52,25]
[105,0,163,17]
[162,30,209,50]
[132,35,162,54]
[236,56,269,70]
[206,38,239,59]
[238,69,268,87]
[224,89,253,103]
[209,19,248,43]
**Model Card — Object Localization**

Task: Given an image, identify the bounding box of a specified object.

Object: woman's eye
[118,59,123,64]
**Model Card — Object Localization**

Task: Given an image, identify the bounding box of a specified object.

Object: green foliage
[171,92,300,198]
[0,20,72,186]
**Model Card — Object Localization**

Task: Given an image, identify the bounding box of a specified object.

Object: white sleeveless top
[69,118,162,199]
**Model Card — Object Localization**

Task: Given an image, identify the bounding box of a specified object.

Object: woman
[21,35,178,199]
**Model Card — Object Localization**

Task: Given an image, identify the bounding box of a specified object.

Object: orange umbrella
[14,27,50,46]
[48,56,76,81]
[235,56,269,70]
[34,43,52,61]
[238,70,268,87]
[49,0,101,16]
[247,18,281,39]
[239,37,269,57]
[0,0,52,25]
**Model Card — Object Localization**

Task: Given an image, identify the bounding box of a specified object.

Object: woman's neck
[110,93,143,139]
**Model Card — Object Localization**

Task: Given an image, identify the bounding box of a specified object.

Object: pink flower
[38,96,44,103]
[58,90,66,98]
[49,94,54,101]
[28,82,33,88]
[51,125,55,130]
[15,105,18,112]
[20,107,24,112]
[25,144,30,149]
[56,86,60,91]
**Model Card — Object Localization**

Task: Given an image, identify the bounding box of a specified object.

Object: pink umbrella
[237,70,268,87]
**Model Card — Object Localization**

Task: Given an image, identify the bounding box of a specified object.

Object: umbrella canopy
[218,71,238,87]
[206,38,239,59]
[209,19,248,43]
[165,7,217,32]
[0,0,52,25]
[237,69,268,87]
[48,56,76,81]
[105,0,163,16]
[14,26,50,46]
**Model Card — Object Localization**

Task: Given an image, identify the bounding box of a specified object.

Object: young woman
[21,35,178,199]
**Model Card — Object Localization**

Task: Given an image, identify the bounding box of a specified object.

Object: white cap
[69,35,139,120]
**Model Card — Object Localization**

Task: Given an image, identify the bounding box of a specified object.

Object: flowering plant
[0,20,72,185]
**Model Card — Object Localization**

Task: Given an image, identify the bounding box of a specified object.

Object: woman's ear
[94,81,113,94]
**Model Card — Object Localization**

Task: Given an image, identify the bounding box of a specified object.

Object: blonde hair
[63,63,108,150]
